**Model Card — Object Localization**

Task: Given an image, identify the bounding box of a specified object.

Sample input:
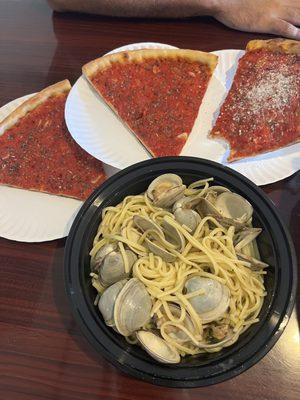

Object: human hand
[213,0,300,39]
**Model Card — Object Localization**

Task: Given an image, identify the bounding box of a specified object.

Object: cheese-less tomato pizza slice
[209,39,300,162]
[82,49,218,157]
[0,80,106,200]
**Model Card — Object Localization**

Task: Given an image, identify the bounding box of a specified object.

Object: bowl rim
[64,156,297,387]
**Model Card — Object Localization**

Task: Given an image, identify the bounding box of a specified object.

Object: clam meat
[147,174,186,208]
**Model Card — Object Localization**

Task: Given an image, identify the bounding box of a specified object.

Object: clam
[185,276,230,323]
[205,186,230,205]
[147,174,186,208]
[155,304,195,342]
[98,279,128,327]
[99,249,137,287]
[174,208,201,233]
[145,238,176,262]
[234,228,262,252]
[114,278,152,336]
[161,218,186,252]
[207,186,231,194]
[173,196,201,211]
[172,196,202,232]
[197,192,253,230]
[210,323,229,340]
[121,225,141,242]
[91,243,117,271]
[136,331,181,364]
[133,215,177,261]
[133,215,164,236]
[236,252,268,271]
[215,192,253,224]
[199,327,235,349]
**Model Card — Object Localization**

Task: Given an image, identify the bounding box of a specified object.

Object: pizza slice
[209,38,300,162]
[82,49,218,157]
[0,80,106,200]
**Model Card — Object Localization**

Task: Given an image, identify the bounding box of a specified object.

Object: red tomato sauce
[0,94,105,200]
[212,49,300,160]
[91,58,211,156]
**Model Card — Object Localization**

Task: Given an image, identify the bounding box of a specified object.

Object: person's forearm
[47,0,220,18]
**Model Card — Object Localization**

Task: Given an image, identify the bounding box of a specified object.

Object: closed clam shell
[174,208,200,233]
[99,249,137,287]
[185,276,230,323]
[98,279,128,326]
[114,278,152,336]
[136,331,181,364]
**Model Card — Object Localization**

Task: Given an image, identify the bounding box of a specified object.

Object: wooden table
[0,1,299,399]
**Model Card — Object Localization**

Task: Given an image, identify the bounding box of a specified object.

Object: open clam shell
[215,192,253,224]
[114,278,152,336]
[144,238,176,262]
[91,243,117,271]
[197,327,235,349]
[136,331,181,364]
[155,304,195,343]
[173,195,201,211]
[234,228,262,252]
[236,252,269,270]
[197,192,252,231]
[161,218,186,252]
[207,186,231,194]
[147,174,186,208]
[133,215,164,236]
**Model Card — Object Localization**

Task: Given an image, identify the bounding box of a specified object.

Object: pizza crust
[228,138,300,162]
[210,130,300,162]
[246,38,300,54]
[82,49,218,78]
[0,174,106,201]
[0,80,71,136]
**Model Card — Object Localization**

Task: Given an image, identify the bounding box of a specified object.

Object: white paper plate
[0,94,83,242]
[66,44,300,186]
[213,49,300,185]
[66,42,226,167]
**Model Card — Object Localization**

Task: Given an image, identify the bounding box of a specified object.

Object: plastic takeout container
[64,157,297,387]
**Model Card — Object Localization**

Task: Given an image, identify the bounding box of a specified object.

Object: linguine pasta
[90,178,267,358]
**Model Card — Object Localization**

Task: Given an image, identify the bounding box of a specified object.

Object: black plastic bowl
[64,157,297,387]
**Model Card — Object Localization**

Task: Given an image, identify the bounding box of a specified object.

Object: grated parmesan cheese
[244,67,298,114]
